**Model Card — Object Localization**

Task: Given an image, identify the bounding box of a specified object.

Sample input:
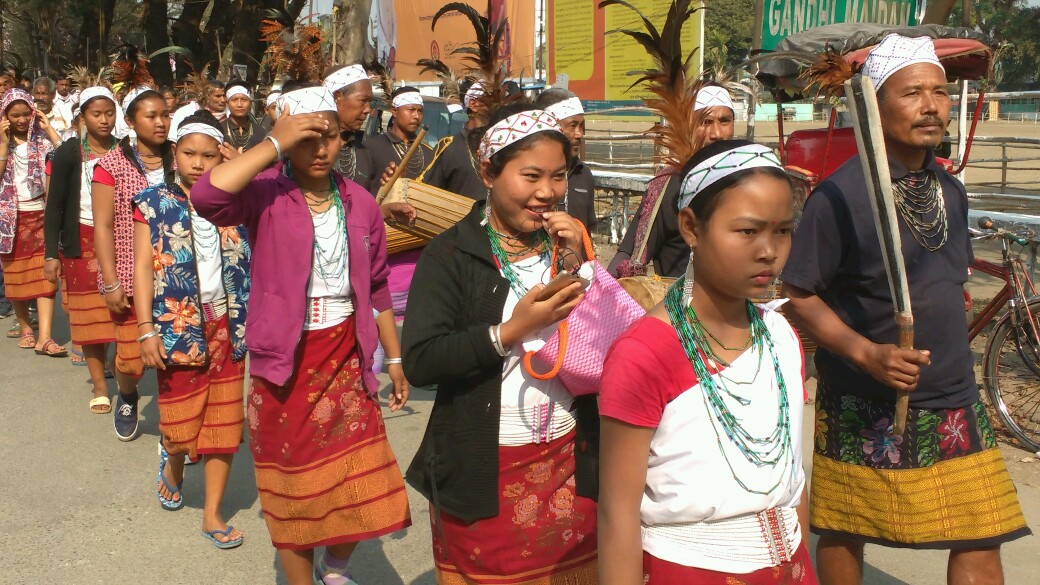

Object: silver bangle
[264,135,282,159]
[489,325,507,357]
[136,330,159,343]
[103,280,122,294]
[383,357,402,365]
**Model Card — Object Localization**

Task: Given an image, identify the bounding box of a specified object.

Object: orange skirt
[249,317,411,550]
[0,209,57,300]
[157,315,245,460]
[61,223,117,345]
[110,305,144,379]
[432,431,599,585]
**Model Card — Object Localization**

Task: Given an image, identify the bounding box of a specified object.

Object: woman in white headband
[223,81,266,152]
[599,139,815,584]
[42,86,119,409]
[402,103,598,584]
[129,109,250,549]
[192,81,411,584]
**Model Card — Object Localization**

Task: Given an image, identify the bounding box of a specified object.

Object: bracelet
[264,135,282,159]
[136,330,159,343]
[137,321,153,328]
[0,156,7,162]
[103,280,122,294]
[44,257,57,261]
[383,357,402,365]
[489,325,507,357]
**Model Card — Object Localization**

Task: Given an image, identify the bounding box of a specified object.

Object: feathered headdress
[432,1,514,112]
[365,59,395,98]
[110,43,156,89]
[599,0,708,168]
[178,64,213,103]
[260,8,326,83]
[417,58,460,101]
[67,65,113,91]
[798,47,859,100]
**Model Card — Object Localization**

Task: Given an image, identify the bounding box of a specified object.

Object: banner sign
[761,0,920,51]
[548,0,704,102]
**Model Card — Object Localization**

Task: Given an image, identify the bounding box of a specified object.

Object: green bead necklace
[665,276,794,495]
[485,220,551,298]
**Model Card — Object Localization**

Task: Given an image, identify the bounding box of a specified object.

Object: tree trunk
[172,0,208,76]
[143,0,172,86]
[333,0,373,65]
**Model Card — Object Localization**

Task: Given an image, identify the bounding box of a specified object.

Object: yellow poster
[553,0,596,83]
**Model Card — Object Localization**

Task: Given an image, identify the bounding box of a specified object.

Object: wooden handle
[893,310,914,436]
[377,126,428,203]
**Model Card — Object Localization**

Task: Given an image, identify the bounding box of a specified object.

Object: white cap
[75,87,116,118]
[322,64,369,93]
[463,82,485,110]
[279,86,337,116]
[863,34,945,90]
[694,86,734,112]
[544,96,584,121]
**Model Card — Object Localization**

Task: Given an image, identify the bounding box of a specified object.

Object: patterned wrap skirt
[811,383,1030,548]
[249,316,411,550]
[157,315,244,460]
[431,430,598,585]
[109,304,144,378]
[0,210,57,300]
[60,223,117,345]
[643,545,817,585]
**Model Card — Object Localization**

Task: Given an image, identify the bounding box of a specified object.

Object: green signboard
[761,0,920,51]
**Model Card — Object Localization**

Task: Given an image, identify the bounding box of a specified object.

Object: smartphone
[536,271,590,302]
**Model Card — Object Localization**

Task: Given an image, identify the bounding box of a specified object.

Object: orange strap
[523,222,594,380]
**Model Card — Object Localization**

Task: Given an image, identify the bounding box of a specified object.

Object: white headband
[265,91,282,107]
[479,109,562,162]
[544,96,584,121]
[323,64,369,93]
[122,86,154,110]
[464,82,485,110]
[694,86,734,112]
[279,86,337,116]
[226,86,252,100]
[863,34,945,90]
[678,143,782,210]
[392,92,424,108]
[177,122,224,144]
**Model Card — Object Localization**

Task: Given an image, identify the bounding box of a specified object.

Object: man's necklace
[894,169,948,251]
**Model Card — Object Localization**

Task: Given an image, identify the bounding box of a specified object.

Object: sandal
[89,395,111,414]
[18,332,36,349]
[70,347,87,366]
[35,339,69,357]
[156,448,185,511]
[7,322,20,338]
[201,526,244,550]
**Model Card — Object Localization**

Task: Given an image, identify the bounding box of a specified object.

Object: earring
[683,250,695,307]
[481,189,491,226]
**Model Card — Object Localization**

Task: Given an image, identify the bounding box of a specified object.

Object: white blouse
[13,143,44,212]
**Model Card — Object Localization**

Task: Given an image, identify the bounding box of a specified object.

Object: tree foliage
[703,0,754,72]
[952,0,1040,89]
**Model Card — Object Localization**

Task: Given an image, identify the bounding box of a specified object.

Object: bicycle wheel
[983,298,1040,453]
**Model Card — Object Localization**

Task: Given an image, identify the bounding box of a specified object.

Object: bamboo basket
[382,178,474,240]
[386,225,427,254]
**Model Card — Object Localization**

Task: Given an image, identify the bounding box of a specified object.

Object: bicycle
[971,217,1040,453]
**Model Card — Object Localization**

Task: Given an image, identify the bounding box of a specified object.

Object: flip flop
[89,395,111,414]
[35,339,69,357]
[18,332,36,349]
[69,347,87,366]
[201,526,244,550]
[7,322,20,338]
[156,450,185,511]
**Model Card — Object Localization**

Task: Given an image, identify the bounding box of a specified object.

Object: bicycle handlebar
[977,216,1032,247]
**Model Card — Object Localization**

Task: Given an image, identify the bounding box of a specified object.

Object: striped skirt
[811,384,1030,549]
[644,545,816,584]
[157,315,244,460]
[110,305,144,378]
[0,210,57,300]
[249,316,411,550]
[432,431,599,584]
[61,223,117,345]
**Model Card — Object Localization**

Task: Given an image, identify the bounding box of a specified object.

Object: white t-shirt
[189,212,225,303]
[13,143,44,212]
[78,158,101,226]
[497,253,576,446]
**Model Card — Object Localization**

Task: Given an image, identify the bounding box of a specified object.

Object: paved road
[0,309,1036,584]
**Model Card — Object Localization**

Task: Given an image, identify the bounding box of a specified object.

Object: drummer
[323,63,378,192]
[537,88,596,230]
[366,86,435,184]
[607,83,735,278]
[418,81,490,201]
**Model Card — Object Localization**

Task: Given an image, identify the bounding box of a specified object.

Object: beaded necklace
[485,219,552,298]
[664,276,794,495]
[178,182,221,263]
[336,143,358,180]
[391,135,426,176]
[893,169,947,251]
[310,176,349,290]
[224,117,254,151]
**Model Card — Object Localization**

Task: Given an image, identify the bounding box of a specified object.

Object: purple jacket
[192,164,391,393]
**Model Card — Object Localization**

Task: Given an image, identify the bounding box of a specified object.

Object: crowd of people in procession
[0,23,1033,585]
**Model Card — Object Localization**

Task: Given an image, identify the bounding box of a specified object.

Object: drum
[386,225,427,254]
[383,178,475,240]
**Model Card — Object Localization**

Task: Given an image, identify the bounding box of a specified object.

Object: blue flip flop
[157,446,184,511]
[201,526,244,550]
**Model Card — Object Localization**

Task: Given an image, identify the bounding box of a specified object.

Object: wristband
[136,330,160,343]
[383,357,402,365]
[264,135,282,159]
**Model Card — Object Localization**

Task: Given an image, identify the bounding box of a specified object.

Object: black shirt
[609,172,688,278]
[781,153,976,409]
[222,117,267,152]
[365,130,435,185]
[420,130,487,200]
[335,131,376,194]
[566,160,597,231]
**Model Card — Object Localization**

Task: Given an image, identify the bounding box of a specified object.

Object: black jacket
[402,204,599,523]
[419,130,487,201]
[44,138,84,258]
[566,160,597,232]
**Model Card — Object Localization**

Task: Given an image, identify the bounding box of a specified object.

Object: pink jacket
[192,164,391,392]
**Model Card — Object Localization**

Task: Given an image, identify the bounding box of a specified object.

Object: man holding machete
[781,34,1029,585]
